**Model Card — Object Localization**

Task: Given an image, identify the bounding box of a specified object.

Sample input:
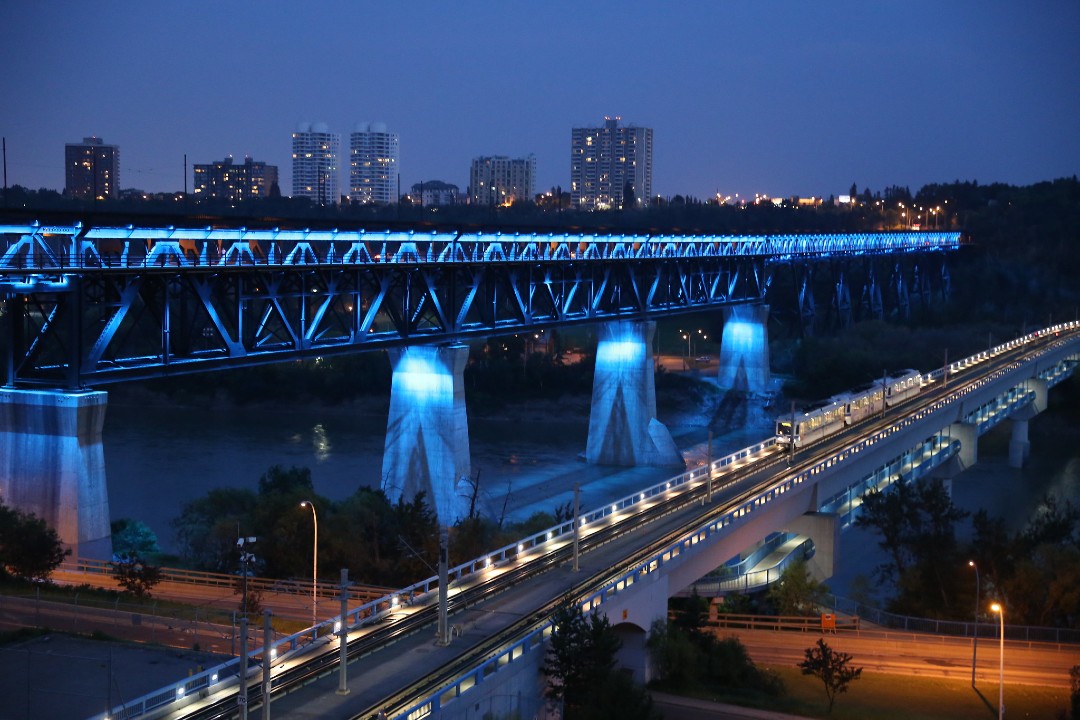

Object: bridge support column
[948,422,979,470]
[1007,378,1046,469]
[0,389,112,560]
[1009,419,1029,469]
[786,512,839,583]
[380,345,471,523]
[602,571,669,684]
[717,304,770,394]
[585,320,683,467]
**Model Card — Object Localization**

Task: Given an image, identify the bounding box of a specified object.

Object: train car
[837,382,885,425]
[775,397,846,449]
[884,369,922,406]
[776,369,923,448]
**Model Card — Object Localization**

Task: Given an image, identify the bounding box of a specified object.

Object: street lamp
[968,561,980,687]
[990,602,1005,720]
[300,500,318,630]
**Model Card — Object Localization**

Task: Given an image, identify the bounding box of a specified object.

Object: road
[718,627,1079,688]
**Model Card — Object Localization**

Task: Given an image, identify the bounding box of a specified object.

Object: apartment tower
[570,116,652,209]
[291,122,340,204]
[349,122,399,205]
[64,136,119,200]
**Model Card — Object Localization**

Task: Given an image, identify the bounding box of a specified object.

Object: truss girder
[0,224,962,386]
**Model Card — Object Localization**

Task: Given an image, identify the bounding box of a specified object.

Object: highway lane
[718,628,1080,688]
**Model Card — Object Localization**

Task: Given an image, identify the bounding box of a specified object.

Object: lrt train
[775,369,922,449]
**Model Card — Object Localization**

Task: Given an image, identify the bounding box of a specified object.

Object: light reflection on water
[103,399,1079,557]
[103,402,587,553]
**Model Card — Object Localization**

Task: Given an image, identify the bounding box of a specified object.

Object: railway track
[169,326,1079,720]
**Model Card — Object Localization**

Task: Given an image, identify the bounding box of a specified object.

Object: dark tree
[172,486,258,572]
[111,518,160,558]
[0,502,69,581]
[544,601,621,716]
[110,554,164,597]
[799,638,862,714]
[622,181,636,209]
[766,557,830,616]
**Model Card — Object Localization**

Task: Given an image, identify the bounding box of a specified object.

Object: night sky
[2,1,1077,201]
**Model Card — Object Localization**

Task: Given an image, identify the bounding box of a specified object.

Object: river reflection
[104,397,1079,558]
[104,400,589,553]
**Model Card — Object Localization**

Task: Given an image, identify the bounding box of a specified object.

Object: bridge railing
[59,557,390,603]
[98,322,1080,720]
[0,223,961,274]
[826,595,1080,645]
[401,324,1080,715]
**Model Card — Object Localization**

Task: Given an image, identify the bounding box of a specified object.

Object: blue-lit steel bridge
[0,222,961,387]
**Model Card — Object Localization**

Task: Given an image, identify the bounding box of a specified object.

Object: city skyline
[1,2,1077,202]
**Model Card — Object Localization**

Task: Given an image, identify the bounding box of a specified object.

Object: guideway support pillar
[585,320,683,467]
[0,388,112,560]
[786,512,839,583]
[1008,378,1046,468]
[381,345,472,523]
[717,304,770,395]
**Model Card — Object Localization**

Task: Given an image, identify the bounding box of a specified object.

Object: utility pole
[788,401,796,466]
[337,569,350,695]
[436,527,449,645]
[706,431,713,503]
[261,610,272,720]
[572,483,581,572]
[237,536,257,720]
[239,616,249,719]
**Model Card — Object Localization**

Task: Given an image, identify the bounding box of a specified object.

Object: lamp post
[990,602,1005,720]
[299,501,318,630]
[968,561,980,687]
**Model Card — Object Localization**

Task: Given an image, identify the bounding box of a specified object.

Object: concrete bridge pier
[716,304,770,395]
[1009,419,1030,468]
[1008,378,1047,468]
[380,345,472,523]
[786,512,839,583]
[585,320,683,467]
[948,421,979,470]
[0,388,112,560]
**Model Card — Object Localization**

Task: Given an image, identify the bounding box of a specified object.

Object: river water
[102,385,1079,583]
[103,394,604,554]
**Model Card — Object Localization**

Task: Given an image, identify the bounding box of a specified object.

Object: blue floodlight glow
[396,352,453,397]
[596,340,645,365]
[724,319,756,352]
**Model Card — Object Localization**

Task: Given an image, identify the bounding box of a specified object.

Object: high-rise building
[291,122,340,204]
[349,122,399,205]
[65,136,119,200]
[469,155,535,206]
[192,156,278,203]
[570,116,653,210]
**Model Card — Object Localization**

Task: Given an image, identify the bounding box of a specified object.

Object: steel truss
[0,223,962,387]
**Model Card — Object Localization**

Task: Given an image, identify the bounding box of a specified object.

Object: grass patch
[696,666,1071,719]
